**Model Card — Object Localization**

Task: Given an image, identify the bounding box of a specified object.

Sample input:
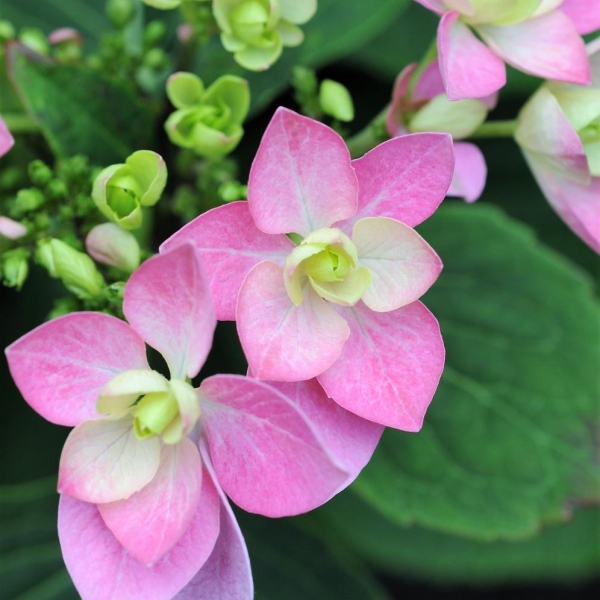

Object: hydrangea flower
[515,38,600,254]
[0,114,14,156]
[6,243,382,599]
[387,58,494,202]
[163,108,454,431]
[415,0,594,100]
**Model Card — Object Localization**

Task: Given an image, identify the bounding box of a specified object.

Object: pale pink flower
[0,114,15,157]
[6,243,382,599]
[387,59,493,202]
[415,0,594,100]
[162,108,454,432]
[0,216,27,239]
[515,38,600,253]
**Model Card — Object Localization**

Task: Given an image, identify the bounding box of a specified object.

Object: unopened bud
[0,216,27,240]
[15,188,46,212]
[106,0,136,28]
[19,28,50,55]
[85,223,141,272]
[28,160,53,187]
[2,249,29,290]
[319,80,355,122]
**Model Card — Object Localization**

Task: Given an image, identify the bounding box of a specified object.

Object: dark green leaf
[354,204,600,541]
[6,43,156,165]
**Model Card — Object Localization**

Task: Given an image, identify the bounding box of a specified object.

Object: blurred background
[1,1,598,598]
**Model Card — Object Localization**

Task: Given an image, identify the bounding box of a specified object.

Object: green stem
[345,106,389,159]
[2,113,39,133]
[469,119,518,139]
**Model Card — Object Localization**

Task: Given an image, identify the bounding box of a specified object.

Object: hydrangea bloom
[6,243,382,599]
[387,59,494,202]
[0,114,14,157]
[415,0,593,100]
[515,39,600,254]
[163,108,454,431]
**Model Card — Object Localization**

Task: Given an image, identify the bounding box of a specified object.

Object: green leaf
[6,43,156,165]
[194,0,411,114]
[237,512,392,600]
[309,491,600,586]
[354,204,600,541]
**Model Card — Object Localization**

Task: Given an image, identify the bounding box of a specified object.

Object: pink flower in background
[6,243,382,599]
[415,0,594,100]
[163,108,454,432]
[387,59,494,202]
[0,115,15,157]
[515,39,600,254]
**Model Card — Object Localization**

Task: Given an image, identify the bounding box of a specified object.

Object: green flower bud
[319,79,355,123]
[218,180,247,202]
[86,223,141,272]
[143,47,169,70]
[2,249,29,291]
[144,20,167,46]
[46,178,68,200]
[165,73,250,158]
[214,0,316,71]
[19,28,50,55]
[35,239,58,277]
[133,391,179,440]
[28,160,53,187]
[45,239,106,299]
[0,20,16,42]
[15,188,46,213]
[292,65,318,96]
[92,150,167,230]
[106,0,136,27]
[141,0,182,9]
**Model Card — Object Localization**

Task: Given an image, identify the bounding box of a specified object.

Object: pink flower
[162,108,454,432]
[0,216,27,239]
[6,243,382,599]
[0,114,15,157]
[387,59,493,202]
[415,0,594,100]
[515,38,600,253]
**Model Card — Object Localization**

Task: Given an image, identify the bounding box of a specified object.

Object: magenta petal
[318,301,445,431]
[200,374,349,516]
[413,60,446,100]
[447,141,487,203]
[98,439,203,565]
[248,107,358,236]
[160,202,294,320]
[58,468,220,600]
[236,261,350,381]
[5,313,148,427]
[123,244,216,380]
[477,11,590,85]
[438,11,506,101]
[560,0,600,34]
[174,451,253,600]
[0,115,14,157]
[386,63,417,137]
[259,378,384,492]
[341,133,454,231]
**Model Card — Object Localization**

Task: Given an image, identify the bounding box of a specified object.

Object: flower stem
[2,113,39,133]
[469,119,518,139]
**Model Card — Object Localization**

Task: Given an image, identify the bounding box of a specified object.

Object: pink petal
[438,11,506,100]
[340,133,454,231]
[0,115,14,157]
[559,0,600,35]
[525,152,600,253]
[447,141,487,202]
[413,60,446,100]
[236,260,350,381]
[58,417,161,503]
[160,202,294,320]
[414,0,448,13]
[200,374,348,516]
[98,439,202,565]
[258,378,384,492]
[318,301,445,431]
[0,216,27,239]
[353,217,443,312]
[476,11,590,85]
[5,313,148,427]
[174,449,253,600]
[386,63,417,137]
[58,469,220,600]
[123,244,216,380]
[248,107,358,236]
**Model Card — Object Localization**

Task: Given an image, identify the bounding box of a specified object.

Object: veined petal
[248,107,358,236]
[438,11,506,101]
[58,417,161,503]
[447,141,487,202]
[318,301,445,431]
[476,11,590,85]
[5,313,148,427]
[340,134,454,231]
[58,467,220,600]
[200,374,349,516]
[236,261,350,381]
[559,0,600,35]
[161,202,294,321]
[98,439,203,566]
[354,217,442,312]
[123,244,216,380]
[174,449,253,600]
